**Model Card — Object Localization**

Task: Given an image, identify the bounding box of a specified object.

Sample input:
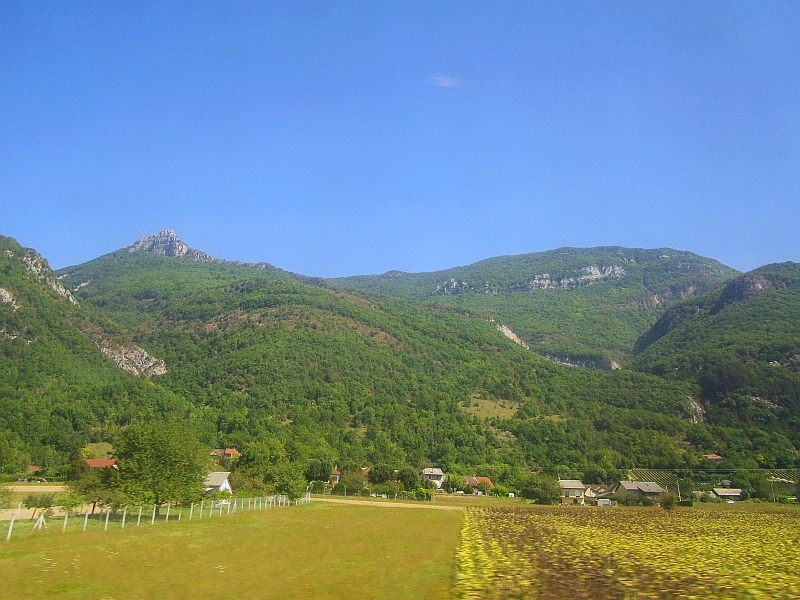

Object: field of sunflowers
[456,504,800,599]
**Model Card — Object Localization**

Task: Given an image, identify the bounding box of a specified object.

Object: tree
[397,466,420,491]
[340,464,366,495]
[368,463,394,485]
[235,439,307,499]
[519,473,561,504]
[305,458,332,483]
[115,421,207,510]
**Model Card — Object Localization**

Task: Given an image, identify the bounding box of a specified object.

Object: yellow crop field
[457,505,800,599]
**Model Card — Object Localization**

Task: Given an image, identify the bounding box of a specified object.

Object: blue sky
[1,2,798,276]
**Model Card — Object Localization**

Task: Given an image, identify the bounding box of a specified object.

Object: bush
[660,493,677,511]
[677,500,694,507]
[641,497,655,507]
[360,488,370,497]
[332,482,346,496]
[310,481,325,494]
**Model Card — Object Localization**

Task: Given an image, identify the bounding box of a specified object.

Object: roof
[204,471,232,487]
[26,465,41,473]
[422,468,445,476]
[224,448,240,456]
[331,468,341,476]
[703,453,723,460]
[84,458,118,468]
[617,481,665,494]
[475,476,494,488]
[713,488,742,497]
[559,479,585,489]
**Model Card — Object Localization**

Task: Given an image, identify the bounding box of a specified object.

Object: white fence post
[165,504,170,523]
[190,503,194,520]
[6,503,21,541]
[209,500,213,518]
[151,505,156,525]
[178,506,183,521]
[83,510,89,531]
[199,500,204,519]
[62,511,69,533]
[121,507,127,529]
[137,506,142,527]
[227,501,231,515]
[104,510,110,531]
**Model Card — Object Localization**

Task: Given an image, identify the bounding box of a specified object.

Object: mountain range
[1,230,798,478]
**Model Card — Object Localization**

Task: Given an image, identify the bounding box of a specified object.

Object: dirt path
[4,485,67,493]
[311,497,463,511]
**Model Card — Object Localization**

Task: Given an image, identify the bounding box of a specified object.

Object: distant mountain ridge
[126,230,216,262]
[329,246,738,365]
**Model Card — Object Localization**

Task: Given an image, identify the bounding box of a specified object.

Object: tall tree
[115,421,207,509]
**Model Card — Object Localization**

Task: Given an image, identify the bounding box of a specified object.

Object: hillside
[0,235,190,474]
[330,247,738,367]
[2,231,795,477]
[633,262,800,465]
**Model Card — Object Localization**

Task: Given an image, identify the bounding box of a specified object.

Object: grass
[457,503,800,599]
[0,502,463,599]
[462,397,518,420]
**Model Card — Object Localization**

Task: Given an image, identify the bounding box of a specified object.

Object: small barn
[204,471,234,494]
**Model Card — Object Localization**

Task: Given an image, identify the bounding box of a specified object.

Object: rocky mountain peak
[126,230,216,262]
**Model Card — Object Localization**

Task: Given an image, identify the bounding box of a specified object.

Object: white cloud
[428,75,466,88]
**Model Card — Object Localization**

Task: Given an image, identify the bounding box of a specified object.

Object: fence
[4,491,311,542]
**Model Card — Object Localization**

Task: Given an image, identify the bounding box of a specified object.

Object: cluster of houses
[558,480,670,506]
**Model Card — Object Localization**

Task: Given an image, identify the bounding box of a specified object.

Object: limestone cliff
[126,230,216,262]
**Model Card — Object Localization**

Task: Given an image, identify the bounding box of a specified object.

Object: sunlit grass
[0,502,462,599]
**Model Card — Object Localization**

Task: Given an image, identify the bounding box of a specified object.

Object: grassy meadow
[0,502,463,599]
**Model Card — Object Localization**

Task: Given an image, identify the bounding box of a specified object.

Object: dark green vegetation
[633,262,800,466]
[2,232,799,483]
[332,247,737,366]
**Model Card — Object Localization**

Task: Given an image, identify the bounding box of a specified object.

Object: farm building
[84,458,118,468]
[612,481,666,501]
[204,471,234,494]
[713,488,742,500]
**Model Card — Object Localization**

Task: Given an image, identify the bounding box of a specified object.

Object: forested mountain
[0,235,190,474]
[633,262,800,466]
[330,247,737,367]
[2,232,797,479]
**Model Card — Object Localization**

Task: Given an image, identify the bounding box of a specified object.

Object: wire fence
[4,491,311,542]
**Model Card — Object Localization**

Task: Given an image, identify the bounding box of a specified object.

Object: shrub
[360,488,370,497]
[332,482,346,496]
[660,493,677,511]
[677,500,694,507]
[310,480,325,494]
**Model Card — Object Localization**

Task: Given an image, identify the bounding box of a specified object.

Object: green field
[0,502,463,599]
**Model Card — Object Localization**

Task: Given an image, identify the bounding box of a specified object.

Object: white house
[204,471,233,494]
[421,467,446,489]
[559,480,587,505]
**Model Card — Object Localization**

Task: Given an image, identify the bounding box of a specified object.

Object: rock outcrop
[0,287,18,310]
[126,230,216,262]
[98,343,166,377]
[21,251,79,305]
[530,265,626,290]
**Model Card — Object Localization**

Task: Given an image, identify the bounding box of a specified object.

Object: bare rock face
[530,265,626,291]
[21,251,79,305]
[98,343,166,377]
[126,230,216,262]
[0,287,18,310]
[495,322,530,349]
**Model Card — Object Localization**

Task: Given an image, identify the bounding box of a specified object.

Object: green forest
[1,233,799,483]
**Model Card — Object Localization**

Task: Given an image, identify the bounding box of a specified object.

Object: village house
[559,480,587,505]
[330,468,341,485]
[703,453,724,461]
[204,471,234,494]
[713,487,742,500]
[421,467,446,489]
[611,481,666,501]
[464,476,494,493]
